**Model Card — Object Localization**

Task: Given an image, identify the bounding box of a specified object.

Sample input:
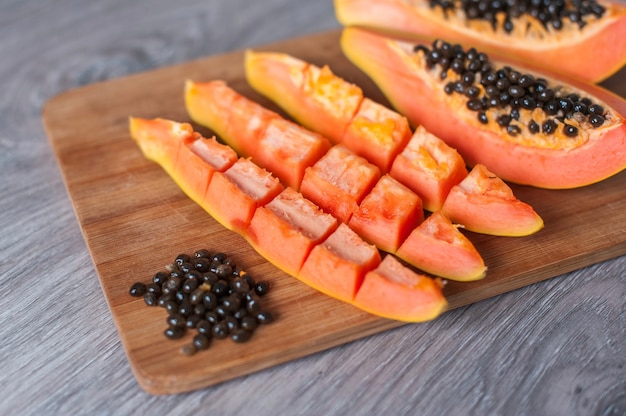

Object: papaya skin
[341,27,626,189]
[334,0,626,82]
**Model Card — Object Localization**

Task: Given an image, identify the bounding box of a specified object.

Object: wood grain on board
[42,30,626,394]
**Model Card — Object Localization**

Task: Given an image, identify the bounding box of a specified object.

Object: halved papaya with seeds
[334,0,626,82]
[341,27,626,189]
[396,211,486,281]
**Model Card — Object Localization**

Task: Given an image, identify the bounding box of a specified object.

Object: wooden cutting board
[42,29,626,395]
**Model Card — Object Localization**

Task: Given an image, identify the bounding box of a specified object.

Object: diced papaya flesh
[397,212,487,281]
[441,164,544,236]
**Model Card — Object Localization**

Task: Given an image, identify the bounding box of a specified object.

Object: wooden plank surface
[42,29,626,395]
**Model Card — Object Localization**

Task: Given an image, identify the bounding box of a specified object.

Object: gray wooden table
[1,1,625,415]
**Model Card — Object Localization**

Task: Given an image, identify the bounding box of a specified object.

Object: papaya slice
[300,144,381,223]
[204,158,284,233]
[396,211,486,281]
[334,0,626,82]
[348,174,423,253]
[245,51,363,142]
[353,255,447,322]
[245,50,412,172]
[341,27,626,189]
[131,118,447,322]
[299,223,382,303]
[441,164,544,237]
[129,117,238,204]
[247,187,338,276]
[389,125,468,212]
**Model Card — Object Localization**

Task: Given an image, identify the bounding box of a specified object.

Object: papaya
[129,117,447,322]
[397,211,486,281]
[185,80,491,280]
[353,254,447,322]
[340,27,626,189]
[334,0,626,82]
[441,164,544,236]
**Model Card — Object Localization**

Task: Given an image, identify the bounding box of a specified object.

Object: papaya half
[334,0,626,82]
[129,117,448,322]
[340,27,626,189]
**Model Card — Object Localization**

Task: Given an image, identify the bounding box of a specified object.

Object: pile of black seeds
[129,249,274,355]
[429,0,606,32]
[414,39,607,136]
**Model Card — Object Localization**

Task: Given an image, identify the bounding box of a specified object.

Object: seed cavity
[428,0,606,32]
[415,39,608,138]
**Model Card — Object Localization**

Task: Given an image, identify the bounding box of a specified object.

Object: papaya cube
[396,212,486,282]
[300,145,381,223]
[342,98,412,172]
[390,126,468,212]
[299,223,382,303]
[254,118,332,190]
[353,255,448,323]
[204,158,283,233]
[174,135,238,205]
[348,174,424,253]
[246,188,338,277]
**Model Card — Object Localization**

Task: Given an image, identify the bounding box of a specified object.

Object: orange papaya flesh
[246,187,339,277]
[185,80,332,190]
[245,50,362,142]
[185,80,280,157]
[300,144,381,223]
[131,118,447,322]
[204,158,284,233]
[245,50,414,173]
[185,81,487,280]
[353,254,448,322]
[342,97,413,171]
[340,27,626,189]
[334,0,626,82]
[175,134,240,204]
[348,174,423,253]
[441,164,544,237]
[299,223,382,303]
[389,125,468,212]
[129,117,192,176]
[396,211,486,281]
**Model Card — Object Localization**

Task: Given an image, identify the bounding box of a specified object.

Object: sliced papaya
[245,51,363,142]
[441,164,544,236]
[184,80,488,278]
[245,50,412,172]
[129,117,238,204]
[353,255,447,322]
[247,187,338,276]
[389,125,468,212]
[396,211,486,281]
[299,223,382,303]
[348,174,423,253]
[341,27,626,189]
[204,158,284,233]
[334,0,626,82]
[300,144,381,223]
[130,118,447,322]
